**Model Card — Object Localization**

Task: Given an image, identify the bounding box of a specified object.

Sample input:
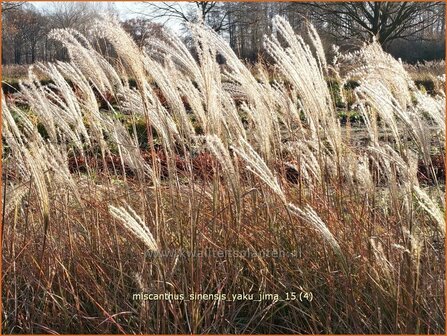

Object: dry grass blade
[231,137,286,203]
[1,14,445,335]
[414,186,445,236]
[287,203,347,273]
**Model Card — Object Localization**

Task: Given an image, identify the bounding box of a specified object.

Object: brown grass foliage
[2,16,445,334]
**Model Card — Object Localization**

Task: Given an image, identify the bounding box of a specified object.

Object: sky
[30,1,154,19]
[29,1,185,33]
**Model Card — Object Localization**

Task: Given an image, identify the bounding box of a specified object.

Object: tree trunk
[31,42,36,63]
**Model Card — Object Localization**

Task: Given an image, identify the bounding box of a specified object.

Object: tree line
[2,1,445,65]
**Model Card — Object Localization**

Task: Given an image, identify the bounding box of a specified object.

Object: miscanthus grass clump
[2,15,445,334]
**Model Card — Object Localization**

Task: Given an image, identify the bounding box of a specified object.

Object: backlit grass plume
[109,205,158,251]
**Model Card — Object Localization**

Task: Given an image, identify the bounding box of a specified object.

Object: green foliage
[127,118,159,149]
[415,79,435,95]
[37,123,49,140]
[338,110,363,124]
[327,79,360,108]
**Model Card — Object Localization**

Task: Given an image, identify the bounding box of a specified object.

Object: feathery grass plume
[41,141,82,205]
[403,111,433,172]
[357,76,439,172]
[414,186,445,236]
[17,64,100,161]
[402,226,425,268]
[141,56,195,138]
[109,119,155,181]
[264,16,342,154]
[181,76,245,141]
[4,92,77,269]
[46,38,143,159]
[189,23,224,137]
[40,62,99,138]
[109,205,158,251]
[340,41,413,110]
[238,102,275,158]
[368,144,412,186]
[119,84,179,153]
[356,153,374,190]
[92,17,147,87]
[220,90,248,142]
[307,23,328,74]
[356,83,441,184]
[1,100,41,182]
[252,65,287,152]
[19,142,51,262]
[27,63,92,153]
[204,135,240,204]
[3,184,28,220]
[355,81,402,149]
[21,143,50,229]
[92,16,159,158]
[355,101,379,145]
[263,81,299,136]
[284,141,322,184]
[178,77,208,132]
[2,97,28,151]
[369,237,396,296]
[406,150,420,186]
[146,24,202,79]
[191,22,279,153]
[231,137,286,203]
[48,28,113,93]
[186,23,277,158]
[18,74,58,143]
[288,203,347,273]
[414,90,446,139]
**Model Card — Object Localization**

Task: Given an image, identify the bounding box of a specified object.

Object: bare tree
[298,2,445,45]
[43,3,116,61]
[47,2,104,30]
[1,1,445,65]
[122,18,165,49]
[1,1,25,13]
[2,3,48,64]
[135,1,232,33]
